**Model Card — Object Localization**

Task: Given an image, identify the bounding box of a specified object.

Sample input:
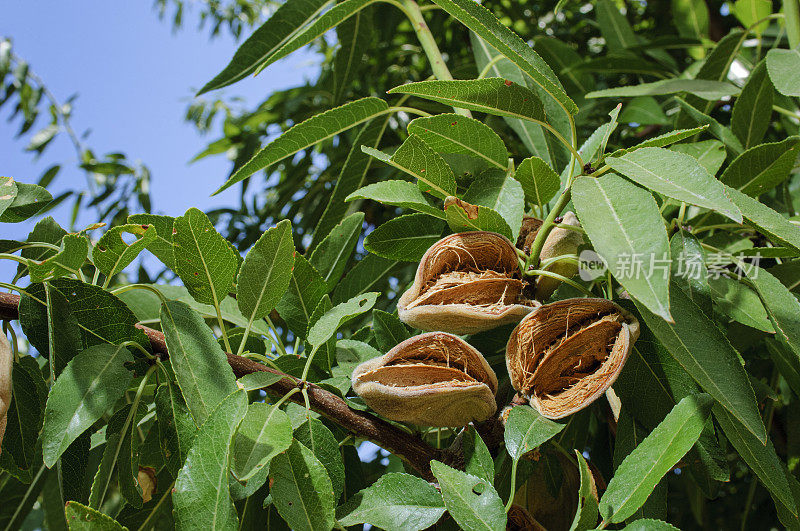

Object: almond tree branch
[0,292,444,480]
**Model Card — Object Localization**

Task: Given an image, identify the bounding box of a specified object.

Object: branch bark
[0,292,443,480]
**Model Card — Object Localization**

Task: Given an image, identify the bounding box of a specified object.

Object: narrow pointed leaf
[570,451,599,531]
[587,79,739,100]
[634,284,766,443]
[746,266,800,359]
[237,219,295,322]
[270,439,336,531]
[670,140,726,175]
[173,208,238,306]
[217,97,388,193]
[161,300,238,425]
[93,224,157,278]
[65,502,126,530]
[332,254,398,304]
[0,176,17,218]
[408,113,508,170]
[463,169,524,241]
[430,460,507,531]
[28,234,88,282]
[363,135,456,199]
[725,185,800,252]
[719,137,800,196]
[294,417,345,498]
[505,406,566,460]
[514,156,560,208]
[599,394,713,523]
[731,60,774,149]
[275,254,328,338]
[41,344,133,467]
[197,0,330,93]
[389,79,546,125]
[445,197,513,240]
[428,0,576,114]
[364,213,445,261]
[337,472,445,530]
[573,174,672,321]
[232,402,293,482]
[346,180,445,219]
[128,213,177,270]
[155,381,197,478]
[372,310,411,353]
[606,147,742,222]
[309,212,363,291]
[173,390,248,531]
[307,292,378,350]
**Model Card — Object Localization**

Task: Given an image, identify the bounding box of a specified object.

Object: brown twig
[0,292,443,480]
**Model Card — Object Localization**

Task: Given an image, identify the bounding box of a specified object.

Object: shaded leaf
[363,213,445,261]
[64,501,127,530]
[93,224,156,278]
[514,156,560,209]
[731,60,774,149]
[275,254,328,338]
[28,234,88,283]
[346,180,445,219]
[232,402,293,482]
[173,390,248,531]
[504,406,566,461]
[463,169,525,241]
[766,48,800,97]
[719,137,800,196]
[445,197,513,240]
[310,212,363,291]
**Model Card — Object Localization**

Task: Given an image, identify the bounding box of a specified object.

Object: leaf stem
[524,188,573,271]
[110,283,168,305]
[215,302,233,354]
[399,0,472,118]
[265,315,288,357]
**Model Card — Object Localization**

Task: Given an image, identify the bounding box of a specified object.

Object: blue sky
[1,1,319,245]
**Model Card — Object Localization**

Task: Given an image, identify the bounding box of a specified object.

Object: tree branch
[0,292,443,480]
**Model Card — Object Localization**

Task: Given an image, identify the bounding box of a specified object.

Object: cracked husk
[0,333,12,455]
[398,231,539,334]
[351,332,498,426]
[506,298,639,419]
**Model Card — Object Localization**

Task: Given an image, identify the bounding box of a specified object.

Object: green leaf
[173,207,239,306]
[363,135,457,199]
[346,180,445,219]
[572,174,672,321]
[429,0,576,114]
[232,402,293,482]
[372,309,411,352]
[463,169,525,241]
[363,213,445,261]
[309,212,363,291]
[596,0,639,51]
[0,176,17,218]
[217,97,388,193]
[255,0,374,71]
[93,224,157,278]
[155,381,197,478]
[504,406,566,460]
[470,34,553,165]
[569,451,599,531]
[719,137,800,196]
[0,357,47,481]
[332,8,374,102]
[270,439,336,531]
[621,519,681,530]
[708,275,774,332]
[606,147,742,222]
[634,283,767,442]
[127,213,176,270]
[237,219,295,325]
[312,119,385,249]
[28,234,88,283]
[766,48,800,97]
[294,417,345,498]
[65,501,127,530]
[745,266,800,360]
[586,79,739,101]
[514,156,560,209]
[731,61,774,149]
[41,344,133,467]
[733,0,772,34]
[236,371,286,391]
[173,390,248,531]
[430,460,507,531]
[307,292,378,350]
[161,300,238,425]
[672,0,709,39]
[619,97,669,126]
[725,185,800,252]
[408,113,508,170]
[675,98,744,154]
[462,426,494,483]
[599,394,713,523]
[332,253,398,304]
[18,216,68,277]
[198,0,330,93]
[670,140,726,175]
[445,197,513,240]
[336,472,445,530]
[0,182,52,223]
[609,126,709,158]
[714,404,798,517]
[388,79,546,125]
[275,254,328,338]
